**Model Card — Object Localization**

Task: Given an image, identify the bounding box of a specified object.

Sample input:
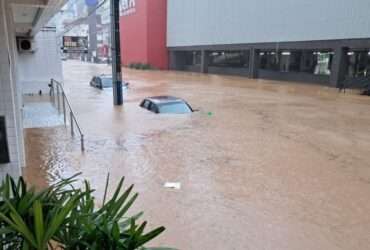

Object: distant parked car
[90,75,129,89]
[140,96,193,114]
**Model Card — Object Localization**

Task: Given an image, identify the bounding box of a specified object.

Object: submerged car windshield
[101,78,113,88]
[158,102,192,114]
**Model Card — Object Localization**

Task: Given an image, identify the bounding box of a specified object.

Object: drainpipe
[32,8,43,27]
[28,7,43,36]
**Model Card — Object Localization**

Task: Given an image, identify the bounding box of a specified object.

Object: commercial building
[120,0,370,87]
[166,0,370,87]
[0,0,65,179]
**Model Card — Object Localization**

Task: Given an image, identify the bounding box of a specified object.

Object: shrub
[128,62,155,70]
[0,174,172,250]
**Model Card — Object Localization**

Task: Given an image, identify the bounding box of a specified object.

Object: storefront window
[259,51,279,71]
[184,51,201,66]
[260,50,333,75]
[314,52,332,75]
[209,51,249,68]
[288,51,301,72]
[346,50,370,78]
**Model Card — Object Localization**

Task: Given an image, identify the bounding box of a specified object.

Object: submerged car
[140,96,193,114]
[90,75,129,89]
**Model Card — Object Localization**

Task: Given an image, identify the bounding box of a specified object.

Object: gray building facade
[167,0,370,87]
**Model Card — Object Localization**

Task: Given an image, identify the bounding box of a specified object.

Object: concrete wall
[0,0,25,179]
[167,0,370,47]
[18,27,63,94]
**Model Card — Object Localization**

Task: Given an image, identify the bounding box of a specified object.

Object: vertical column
[330,47,348,87]
[87,4,98,62]
[169,51,177,70]
[300,51,309,72]
[243,51,250,68]
[169,51,186,70]
[0,0,23,178]
[200,50,209,73]
[249,48,260,78]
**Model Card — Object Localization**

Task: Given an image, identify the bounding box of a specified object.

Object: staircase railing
[49,79,85,151]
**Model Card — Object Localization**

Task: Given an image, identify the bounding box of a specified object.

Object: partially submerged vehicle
[140,96,193,114]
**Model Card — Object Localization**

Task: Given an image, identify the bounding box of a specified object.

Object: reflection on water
[23,60,370,250]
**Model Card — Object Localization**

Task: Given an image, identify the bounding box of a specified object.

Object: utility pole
[87,4,97,63]
[110,0,123,105]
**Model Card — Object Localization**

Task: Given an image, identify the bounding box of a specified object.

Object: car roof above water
[145,96,185,105]
[96,74,112,79]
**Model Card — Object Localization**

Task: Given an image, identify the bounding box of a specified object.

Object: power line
[58,0,109,37]
[61,0,108,35]
[61,0,82,12]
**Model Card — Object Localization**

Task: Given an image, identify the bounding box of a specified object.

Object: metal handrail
[49,79,85,151]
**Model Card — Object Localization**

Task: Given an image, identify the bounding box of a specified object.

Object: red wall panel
[147,0,168,69]
[119,0,148,66]
[119,0,168,69]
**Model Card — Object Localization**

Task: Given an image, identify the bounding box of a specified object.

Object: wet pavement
[23,60,370,250]
[23,95,64,128]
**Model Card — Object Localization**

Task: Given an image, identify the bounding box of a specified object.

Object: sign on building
[62,36,88,53]
[120,0,136,16]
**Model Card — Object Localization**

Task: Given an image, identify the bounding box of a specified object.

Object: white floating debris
[164,182,181,190]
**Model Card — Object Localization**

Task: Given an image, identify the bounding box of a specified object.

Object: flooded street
[23,60,370,250]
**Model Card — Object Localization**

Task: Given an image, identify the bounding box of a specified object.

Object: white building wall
[0,0,24,179]
[18,28,63,94]
[167,0,370,47]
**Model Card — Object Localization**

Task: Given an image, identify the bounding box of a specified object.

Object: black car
[90,75,129,89]
[140,96,193,114]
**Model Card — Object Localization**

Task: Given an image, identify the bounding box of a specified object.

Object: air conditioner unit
[17,38,36,53]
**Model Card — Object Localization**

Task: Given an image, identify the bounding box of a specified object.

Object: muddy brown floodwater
[23,60,370,250]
